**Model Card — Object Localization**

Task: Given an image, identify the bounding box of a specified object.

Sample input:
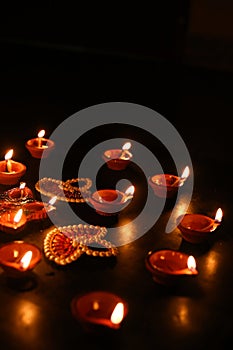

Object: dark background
[0,1,233,349]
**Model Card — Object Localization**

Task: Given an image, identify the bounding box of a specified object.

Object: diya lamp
[89,185,135,216]
[0,208,27,234]
[25,129,55,159]
[71,291,128,332]
[0,240,41,279]
[23,196,57,221]
[177,207,223,244]
[145,249,198,286]
[148,166,190,198]
[3,182,34,204]
[0,149,26,186]
[103,142,133,170]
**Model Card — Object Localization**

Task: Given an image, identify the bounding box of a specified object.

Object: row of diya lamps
[0,134,224,333]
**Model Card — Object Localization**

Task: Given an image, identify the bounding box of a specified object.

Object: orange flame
[37,129,45,138]
[125,185,135,196]
[5,149,13,161]
[181,166,190,180]
[122,142,131,151]
[13,209,23,223]
[187,255,196,270]
[19,182,26,190]
[20,251,33,270]
[110,302,124,325]
[215,208,223,222]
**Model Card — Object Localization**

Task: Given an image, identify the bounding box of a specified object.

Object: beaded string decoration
[35,177,92,203]
[44,224,118,265]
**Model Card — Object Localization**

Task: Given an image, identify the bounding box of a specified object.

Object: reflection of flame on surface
[215,208,223,222]
[110,302,124,325]
[13,209,23,223]
[5,149,13,161]
[20,251,33,270]
[37,129,45,138]
[187,255,196,270]
[122,142,131,151]
[125,185,135,196]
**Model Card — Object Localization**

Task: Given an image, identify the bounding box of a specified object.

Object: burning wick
[122,185,135,203]
[19,182,26,198]
[110,302,124,325]
[4,149,14,173]
[47,196,57,211]
[120,142,131,159]
[13,208,23,228]
[187,255,196,272]
[172,166,190,187]
[199,208,223,232]
[37,129,45,148]
[19,250,33,271]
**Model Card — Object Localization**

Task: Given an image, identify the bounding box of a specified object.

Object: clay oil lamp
[0,240,41,278]
[177,207,223,244]
[89,185,135,216]
[23,196,57,221]
[71,291,128,332]
[25,129,55,159]
[148,166,190,198]
[146,249,198,286]
[0,208,27,234]
[102,142,133,170]
[0,149,26,186]
[3,182,34,205]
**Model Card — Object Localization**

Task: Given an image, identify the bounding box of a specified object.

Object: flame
[187,255,196,270]
[37,129,45,138]
[215,208,223,222]
[13,250,19,258]
[181,166,190,179]
[92,301,100,310]
[13,208,23,223]
[5,149,13,161]
[122,142,131,151]
[19,251,33,270]
[19,182,26,189]
[48,196,57,205]
[110,302,124,325]
[125,185,135,196]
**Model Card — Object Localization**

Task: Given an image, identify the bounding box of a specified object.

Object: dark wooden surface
[0,30,232,350]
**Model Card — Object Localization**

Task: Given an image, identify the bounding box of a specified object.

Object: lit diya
[148,166,190,198]
[0,241,41,278]
[0,208,27,234]
[103,142,133,170]
[0,149,26,185]
[177,208,223,244]
[23,196,57,221]
[71,291,128,331]
[2,182,34,204]
[88,185,135,216]
[25,129,55,159]
[146,249,198,286]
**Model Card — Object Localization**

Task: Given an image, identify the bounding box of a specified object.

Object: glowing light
[5,149,13,161]
[110,302,124,325]
[187,255,196,270]
[19,250,33,270]
[215,208,223,223]
[122,142,131,151]
[13,208,23,223]
[181,166,190,180]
